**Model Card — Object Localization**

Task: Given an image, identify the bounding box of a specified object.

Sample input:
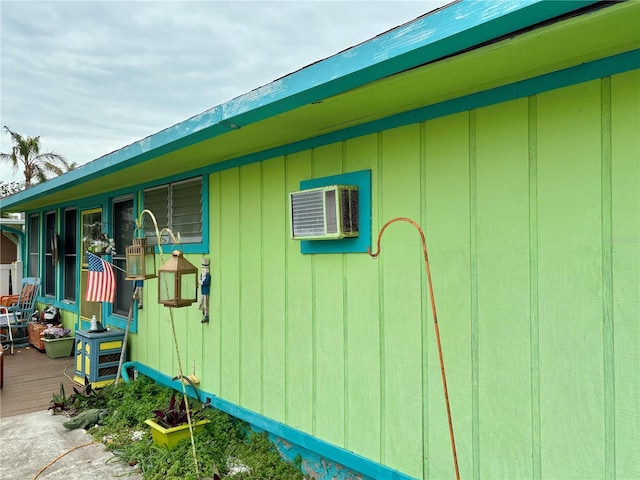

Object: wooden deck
[0,345,78,418]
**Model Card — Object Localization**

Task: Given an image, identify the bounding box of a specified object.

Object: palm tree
[1,126,74,188]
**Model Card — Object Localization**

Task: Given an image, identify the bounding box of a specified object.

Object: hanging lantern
[125,238,157,280]
[157,250,198,307]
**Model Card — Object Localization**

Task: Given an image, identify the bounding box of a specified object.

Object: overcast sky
[1,1,451,185]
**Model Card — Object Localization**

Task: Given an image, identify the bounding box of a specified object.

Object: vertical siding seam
[601,76,616,480]
[528,95,541,480]
[420,120,429,480]
[284,157,290,424]
[201,182,207,385]
[217,174,224,396]
[377,131,386,464]
[342,140,349,449]
[311,150,318,436]
[238,169,243,405]
[259,162,265,415]
[469,110,480,480]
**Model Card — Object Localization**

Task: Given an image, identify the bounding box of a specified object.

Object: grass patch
[53,375,309,479]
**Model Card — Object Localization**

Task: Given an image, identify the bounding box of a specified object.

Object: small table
[73,329,126,388]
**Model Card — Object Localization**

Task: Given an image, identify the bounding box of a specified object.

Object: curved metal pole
[368,217,460,480]
[135,209,181,246]
[132,208,199,477]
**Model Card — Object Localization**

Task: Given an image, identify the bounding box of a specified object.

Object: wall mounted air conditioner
[289,185,359,240]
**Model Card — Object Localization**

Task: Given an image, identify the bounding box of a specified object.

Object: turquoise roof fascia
[201,49,640,178]
[0,0,600,211]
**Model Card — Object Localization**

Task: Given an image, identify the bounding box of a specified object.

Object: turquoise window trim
[103,280,141,334]
[41,209,57,301]
[22,174,208,334]
[142,173,210,256]
[103,193,141,334]
[45,300,79,316]
[31,213,41,281]
[61,207,79,306]
[299,169,371,254]
[21,172,210,255]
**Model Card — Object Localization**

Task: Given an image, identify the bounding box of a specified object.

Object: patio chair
[0,277,40,355]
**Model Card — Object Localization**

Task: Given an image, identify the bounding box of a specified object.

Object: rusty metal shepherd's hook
[368,217,460,480]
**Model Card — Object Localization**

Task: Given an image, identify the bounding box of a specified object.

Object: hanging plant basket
[83,222,116,255]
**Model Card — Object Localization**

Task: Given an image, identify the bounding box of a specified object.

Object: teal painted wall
[130,70,639,479]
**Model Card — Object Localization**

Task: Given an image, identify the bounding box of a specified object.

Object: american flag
[86,252,115,303]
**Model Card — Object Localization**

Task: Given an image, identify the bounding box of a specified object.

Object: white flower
[226,457,251,476]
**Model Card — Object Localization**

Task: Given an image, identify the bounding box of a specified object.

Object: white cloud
[1,0,449,184]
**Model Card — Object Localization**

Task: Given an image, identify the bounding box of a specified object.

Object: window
[112,197,134,317]
[63,209,77,302]
[28,214,39,278]
[80,209,103,323]
[143,176,203,244]
[44,212,57,297]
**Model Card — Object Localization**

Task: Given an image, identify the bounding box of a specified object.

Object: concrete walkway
[0,410,141,479]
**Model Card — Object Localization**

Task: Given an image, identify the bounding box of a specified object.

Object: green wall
[131,70,639,479]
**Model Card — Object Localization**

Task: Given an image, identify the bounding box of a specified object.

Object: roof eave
[1,0,601,212]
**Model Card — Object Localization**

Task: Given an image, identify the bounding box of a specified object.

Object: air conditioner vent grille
[289,185,359,240]
[291,190,326,238]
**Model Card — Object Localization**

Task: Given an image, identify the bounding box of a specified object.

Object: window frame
[111,195,135,319]
[44,211,57,297]
[143,176,204,246]
[298,169,371,254]
[63,208,78,303]
[27,214,39,278]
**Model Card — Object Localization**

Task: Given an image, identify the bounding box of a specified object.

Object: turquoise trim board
[0,0,601,211]
[298,170,372,254]
[121,361,415,480]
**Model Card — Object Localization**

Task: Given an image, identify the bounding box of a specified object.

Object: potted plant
[145,392,209,449]
[41,325,74,359]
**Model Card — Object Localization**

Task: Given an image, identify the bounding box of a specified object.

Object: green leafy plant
[71,376,110,411]
[49,383,73,414]
[58,375,310,479]
[151,392,206,428]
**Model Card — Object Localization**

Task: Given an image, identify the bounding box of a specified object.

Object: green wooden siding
[611,70,639,480]
[130,70,639,480]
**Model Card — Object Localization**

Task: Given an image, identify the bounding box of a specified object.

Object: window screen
[112,198,135,317]
[28,215,39,278]
[63,209,77,302]
[143,177,202,244]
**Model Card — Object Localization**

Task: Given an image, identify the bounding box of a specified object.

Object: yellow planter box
[144,418,209,449]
